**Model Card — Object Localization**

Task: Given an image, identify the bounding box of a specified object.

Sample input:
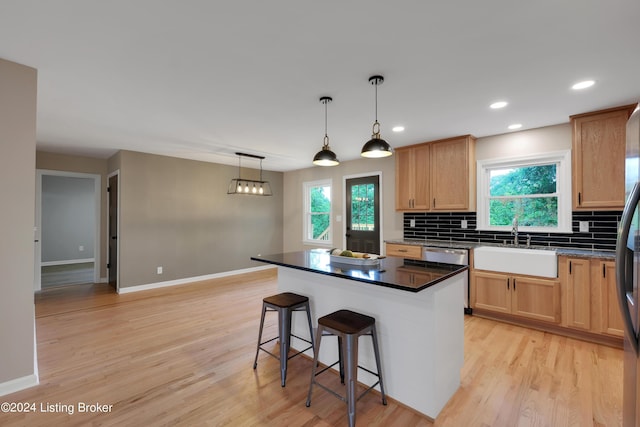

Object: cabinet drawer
[386,243,422,260]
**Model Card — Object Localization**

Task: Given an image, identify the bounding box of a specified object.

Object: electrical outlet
[579,221,589,232]
[336,215,342,222]
[79,245,84,251]
[157,266,163,274]
[461,220,468,229]
[410,219,416,228]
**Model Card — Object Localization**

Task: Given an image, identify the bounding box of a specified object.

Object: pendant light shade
[313,96,339,166]
[361,75,393,158]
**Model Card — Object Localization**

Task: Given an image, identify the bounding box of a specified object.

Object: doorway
[345,174,381,254]
[108,172,119,290]
[35,170,101,291]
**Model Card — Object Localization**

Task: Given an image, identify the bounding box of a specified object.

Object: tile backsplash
[403,211,622,251]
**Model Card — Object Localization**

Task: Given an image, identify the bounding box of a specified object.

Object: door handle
[616,181,640,355]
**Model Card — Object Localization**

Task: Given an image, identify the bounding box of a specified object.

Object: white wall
[0,58,38,395]
[476,123,571,161]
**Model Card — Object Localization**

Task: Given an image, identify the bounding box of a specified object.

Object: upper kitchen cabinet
[395,135,476,212]
[395,143,430,210]
[571,104,636,210]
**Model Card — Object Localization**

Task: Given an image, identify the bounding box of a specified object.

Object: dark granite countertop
[251,250,468,293]
[385,239,616,259]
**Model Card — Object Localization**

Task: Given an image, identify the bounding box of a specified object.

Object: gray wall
[110,150,284,288]
[0,58,37,389]
[41,175,96,262]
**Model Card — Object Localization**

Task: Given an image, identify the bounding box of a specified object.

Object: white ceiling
[1,1,639,171]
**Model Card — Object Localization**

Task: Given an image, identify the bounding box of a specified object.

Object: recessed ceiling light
[392,126,405,132]
[572,80,595,90]
[508,123,522,130]
[490,101,508,109]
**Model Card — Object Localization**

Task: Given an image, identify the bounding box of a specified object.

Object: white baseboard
[0,374,39,397]
[117,265,276,294]
[41,258,95,266]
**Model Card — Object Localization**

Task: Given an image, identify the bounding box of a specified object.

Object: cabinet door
[412,145,430,210]
[565,258,591,330]
[395,145,430,211]
[600,260,624,337]
[473,271,511,314]
[395,147,414,210]
[571,105,633,210]
[511,275,561,324]
[430,136,471,211]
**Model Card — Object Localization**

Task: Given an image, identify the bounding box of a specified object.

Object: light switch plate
[410,219,416,228]
[579,221,589,232]
[461,220,468,229]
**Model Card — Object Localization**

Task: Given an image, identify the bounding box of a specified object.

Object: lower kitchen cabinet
[563,257,592,330]
[599,260,624,337]
[473,270,560,323]
[472,255,623,347]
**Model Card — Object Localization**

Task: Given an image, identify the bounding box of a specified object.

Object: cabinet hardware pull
[433,198,436,208]
[578,192,581,205]
[569,261,572,274]
[603,263,606,278]
[399,249,408,252]
[507,278,510,290]
[513,278,516,290]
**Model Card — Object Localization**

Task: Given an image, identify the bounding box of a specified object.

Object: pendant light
[227,152,272,196]
[313,96,339,166]
[361,75,393,158]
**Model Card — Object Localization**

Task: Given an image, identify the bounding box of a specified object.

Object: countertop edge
[251,255,468,293]
[385,239,616,259]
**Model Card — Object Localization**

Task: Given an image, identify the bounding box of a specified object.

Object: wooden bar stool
[253,292,314,387]
[306,309,387,427]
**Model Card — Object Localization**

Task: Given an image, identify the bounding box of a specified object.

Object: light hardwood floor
[1,271,623,426]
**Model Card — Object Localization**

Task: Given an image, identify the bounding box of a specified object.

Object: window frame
[302,179,333,246]
[476,150,572,233]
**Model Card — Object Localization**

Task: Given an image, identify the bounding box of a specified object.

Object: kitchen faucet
[511,217,519,246]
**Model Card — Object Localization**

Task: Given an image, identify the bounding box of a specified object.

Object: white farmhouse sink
[473,246,557,278]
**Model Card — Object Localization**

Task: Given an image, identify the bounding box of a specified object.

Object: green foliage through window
[488,164,558,227]
[351,184,375,231]
[308,185,331,240]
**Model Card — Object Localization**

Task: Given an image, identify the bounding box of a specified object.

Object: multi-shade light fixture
[227,152,272,196]
[312,74,393,166]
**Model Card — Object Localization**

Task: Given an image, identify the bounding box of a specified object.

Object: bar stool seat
[253,292,314,387]
[306,309,387,427]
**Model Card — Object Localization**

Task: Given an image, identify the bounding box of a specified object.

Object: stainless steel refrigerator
[617,104,640,427]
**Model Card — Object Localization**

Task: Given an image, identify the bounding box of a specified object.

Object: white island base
[279,266,466,420]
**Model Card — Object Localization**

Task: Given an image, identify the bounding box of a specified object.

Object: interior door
[345,175,380,254]
[108,174,118,288]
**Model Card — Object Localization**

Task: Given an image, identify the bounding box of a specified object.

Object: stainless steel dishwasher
[422,247,471,314]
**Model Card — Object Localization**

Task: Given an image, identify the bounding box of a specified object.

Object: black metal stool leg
[304,301,315,353]
[344,333,358,427]
[253,303,267,369]
[370,324,387,405]
[337,336,345,384]
[306,324,324,407]
[278,307,292,387]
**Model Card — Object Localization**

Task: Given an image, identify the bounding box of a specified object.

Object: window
[477,151,571,233]
[350,182,375,231]
[303,179,332,244]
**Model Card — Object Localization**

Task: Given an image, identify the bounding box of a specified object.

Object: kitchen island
[251,250,468,420]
